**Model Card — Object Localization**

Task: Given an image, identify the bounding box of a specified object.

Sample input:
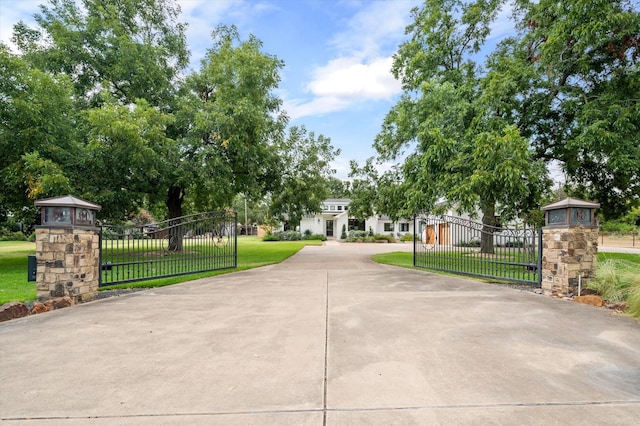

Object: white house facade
[299,199,414,240]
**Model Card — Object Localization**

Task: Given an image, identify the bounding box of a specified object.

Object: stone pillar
[541,226,598,296]
[33,195,102,303]
[540,197,600,297]
[35,227,100,303]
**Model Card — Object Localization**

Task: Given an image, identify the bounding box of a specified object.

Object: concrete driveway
[1,242,639,425]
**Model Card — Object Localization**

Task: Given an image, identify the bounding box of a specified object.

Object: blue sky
[0,0,515,179]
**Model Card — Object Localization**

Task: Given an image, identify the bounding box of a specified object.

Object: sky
[0,0,515,180]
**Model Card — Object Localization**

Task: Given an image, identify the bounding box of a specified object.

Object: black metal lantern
[541,197,600,227]
[35,195,101,228]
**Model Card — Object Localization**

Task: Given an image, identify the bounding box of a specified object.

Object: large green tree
[171,25,288,219]
[13,0,188,106]
[269,125,340,229]
[6,0,190,225]
[373,0,549,253]
[0,45,79,226]
[511,0,640,219]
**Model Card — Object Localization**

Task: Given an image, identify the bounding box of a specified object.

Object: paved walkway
[1,242,640,425]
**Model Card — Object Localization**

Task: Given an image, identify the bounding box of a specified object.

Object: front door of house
[325,220,334,237]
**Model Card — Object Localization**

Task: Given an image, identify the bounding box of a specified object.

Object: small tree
[341,224,347,240]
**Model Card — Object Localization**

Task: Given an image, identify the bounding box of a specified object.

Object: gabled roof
[541,197,600,211]
[34,195,102,210]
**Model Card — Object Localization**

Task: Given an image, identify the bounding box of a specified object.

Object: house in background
[299,199,414,240]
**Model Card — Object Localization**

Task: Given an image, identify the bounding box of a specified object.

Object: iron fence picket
[99,211,237,286]
[413,213,540,285]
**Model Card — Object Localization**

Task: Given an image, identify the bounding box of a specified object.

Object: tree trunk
[166,185,184,251]
[480,198,496,254]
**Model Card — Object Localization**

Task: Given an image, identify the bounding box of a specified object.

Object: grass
[375,248,540,284]
[0,237,321,304]
[0,241,36,304]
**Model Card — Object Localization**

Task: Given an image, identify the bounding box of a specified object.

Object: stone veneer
[541,226,598,296]
[35,227,100,303]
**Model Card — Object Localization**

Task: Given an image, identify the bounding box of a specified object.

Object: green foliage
[262,230,323,241]
[511,0,640,219]
[269,126,340,228]
[400,233,415,242]
[0,231,28,241]
[373,234,397,243]
[367,0,550,237]
[585,259,640,305]
[341,224,347,240]
[0,242,36,304]
[600,221,638,233]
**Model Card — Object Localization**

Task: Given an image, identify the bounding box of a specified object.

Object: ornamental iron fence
[414,214,542,286]
[99,210,237,286]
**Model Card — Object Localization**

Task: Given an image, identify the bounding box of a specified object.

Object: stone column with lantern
[34,195,101,303]
[540,197,600,297]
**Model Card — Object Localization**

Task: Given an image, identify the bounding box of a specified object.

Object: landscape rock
[52,296,75,309]
[606,301,627,312]
[31,302,53,314]
[574,295,604,307]
[0,302,31,322]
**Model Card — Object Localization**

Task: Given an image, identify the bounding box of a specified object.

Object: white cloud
[330,0,413,58]
[284,56,401,119]
[287,1,416,120]
[0,0,41,51]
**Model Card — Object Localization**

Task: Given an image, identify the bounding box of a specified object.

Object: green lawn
[0,241,36,304]
[0,237,321,304]
[372,250,640,281]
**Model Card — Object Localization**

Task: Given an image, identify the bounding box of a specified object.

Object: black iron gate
[99,210,237,286]
[414,214,542,285]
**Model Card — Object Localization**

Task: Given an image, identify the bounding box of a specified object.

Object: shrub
[302,233,327,241]
[364,236,376,243]
[400,233,414,242]
[262,233,280,241]
[341,224,347,239]
[303,229,312,237]
[585,259,640,304]
[457,238,481,247]
[0,231,28,241]
[600,221,637,233]
[373,234,396,243]
[348,230,368,239]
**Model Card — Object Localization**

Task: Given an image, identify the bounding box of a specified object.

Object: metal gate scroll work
[99,211,237,286]
[414,214,542,285]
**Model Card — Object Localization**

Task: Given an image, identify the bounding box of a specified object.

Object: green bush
[303,233,326,241]
[279,231,302,241]
[341,224,347,240]
[262,233,280,241]
[600,221,637,233]
[400,233,414,242]
[0,231,28,241]
[585,260,640,308]
[373,234,396,243]
[457,238,481,247]
[348,230,368,239]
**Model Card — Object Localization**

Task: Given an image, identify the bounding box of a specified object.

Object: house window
[400,223,409,232]
[337,206,342,211]
[344,206,348,211]
[348,219,365,231]
[330,205,335,211]
[383,222,393,232]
